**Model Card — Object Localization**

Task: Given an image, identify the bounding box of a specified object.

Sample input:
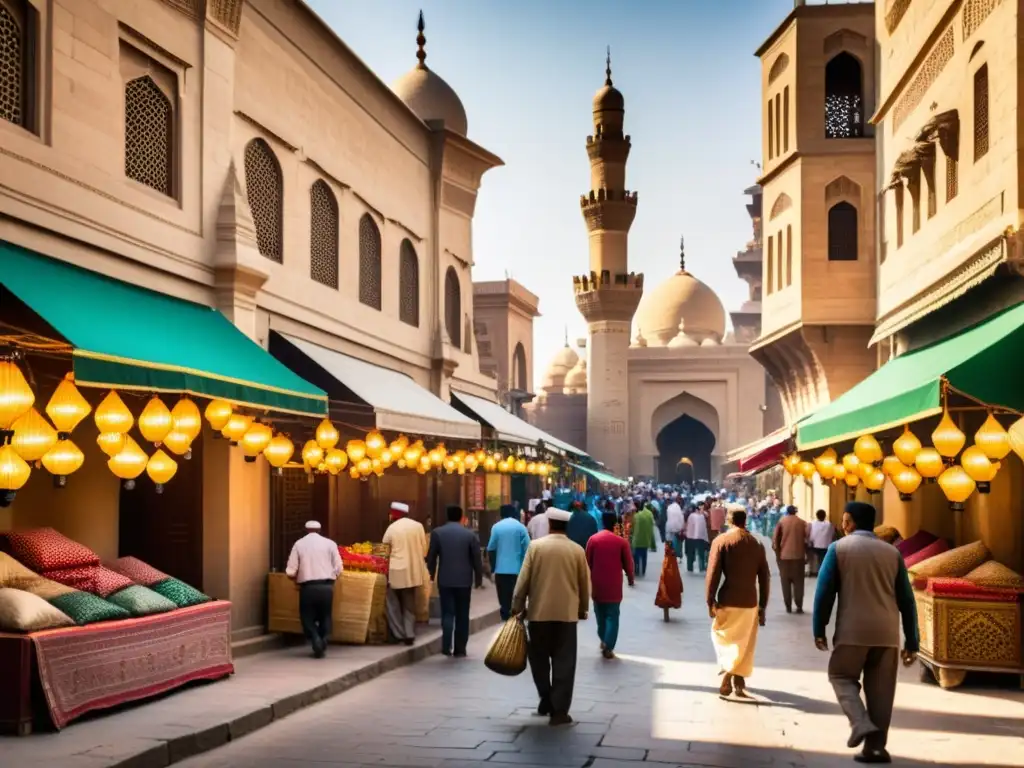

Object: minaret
[573,49,643,477]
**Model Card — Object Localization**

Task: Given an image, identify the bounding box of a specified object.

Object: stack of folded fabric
[926,577,1020,602]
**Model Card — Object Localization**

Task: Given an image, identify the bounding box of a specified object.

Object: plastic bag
[484,614,528,676]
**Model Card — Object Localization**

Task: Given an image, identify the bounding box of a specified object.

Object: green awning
[568,462,628,486]
[797,302,1024,450]
[0,243,327,417]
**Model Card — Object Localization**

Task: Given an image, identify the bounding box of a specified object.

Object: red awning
[728,427,792,474]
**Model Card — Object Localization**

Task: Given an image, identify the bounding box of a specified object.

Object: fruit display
[340,542,389,574]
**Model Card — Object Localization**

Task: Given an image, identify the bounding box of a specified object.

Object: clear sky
[307,0,800,388]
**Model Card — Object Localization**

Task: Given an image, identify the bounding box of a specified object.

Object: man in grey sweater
[812,501,919,765]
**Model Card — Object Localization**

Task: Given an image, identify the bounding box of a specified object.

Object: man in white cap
[382,501,429,645]
[286,520,342,658]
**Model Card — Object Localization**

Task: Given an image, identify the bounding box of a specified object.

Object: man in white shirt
[807,509,836,576]
[528,501,551,540]
[286,520,342,658]
[382,501,429,645]
[684,504,710,573]
[665,499,685,560]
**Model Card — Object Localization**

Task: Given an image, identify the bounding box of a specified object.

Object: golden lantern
[42,439,84,486]
[429,444,446,467]
[356,457,372,476]
[171,398,203,442]
[240,423,273,462]
[139,397,173,446]
[1009,416,1024,462]
[162,431,193,459]
[301,440,324,469]
[324,448,348,475]
[373,460,384,477]
[315,419,340,451]
[348,466,360,479]
[881,455,904,478]
[856,461,874,481]
[94,391,134,434]
[264,435,295,473]
[832,464,847,482]
[960,445,998,493]
[842,453,860,475]
[914,447,944,481]
[364,429,386,458]
[892,425,922,467]
[853,434,883,465]
[0,443,31,506]
[527,461,537,475]
[443,456,457,474]
[514,458,527,474]
[538,462,550,476]
[932,410,965,459]
[813,448,837,480]
[0,359,34,431]
[864,468,886,494]
[380,449,394,469]
[418,454,432,473]
[891,465,922,501]
[146,450,178,493]
[797,460,816,482]
[483,455,497,472]
[45,374,91,435]
[474,449,487,464]
[497,459,510,473]
[221,413,253,444]
[11,408,58,462]
[205,399,233,431]
[974,413,1011,460]
[108,436,148,489]
[782,452,800,475]
[844,472,859,488]
[97,431,126,457]
[465,454,479,472]
[937,465,975,510]
[346,440,367,463]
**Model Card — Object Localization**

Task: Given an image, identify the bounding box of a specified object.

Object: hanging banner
[485,473,502,511]
[468,474,486,510]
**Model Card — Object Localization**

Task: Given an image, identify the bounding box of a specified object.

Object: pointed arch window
[828,202,858,261]
[399,239,419,327]
[973,64,989,161]
[309,180,339,289]
[825,52,864,138]
[358,214,382,309]
[444,266,462,348]
[244,138,283,262]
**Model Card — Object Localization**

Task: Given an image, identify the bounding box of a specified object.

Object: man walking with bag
[426,505,483,657]
[512,508,590,726]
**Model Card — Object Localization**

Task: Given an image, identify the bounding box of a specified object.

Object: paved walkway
[174,543,1024,768]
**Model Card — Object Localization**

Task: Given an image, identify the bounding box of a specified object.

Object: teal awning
[568,462,628,486]
[797,302,1024,450]
[0,243,328,417]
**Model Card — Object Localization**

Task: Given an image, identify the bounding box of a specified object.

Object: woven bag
[484,615,528,676]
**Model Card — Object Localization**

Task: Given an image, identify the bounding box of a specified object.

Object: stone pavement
[0,587,501,768]
[173,543,1024,768]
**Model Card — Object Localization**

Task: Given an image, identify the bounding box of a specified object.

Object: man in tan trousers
[772,504,808,613]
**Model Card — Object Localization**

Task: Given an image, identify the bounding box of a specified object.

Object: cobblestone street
[179,544,1024,768]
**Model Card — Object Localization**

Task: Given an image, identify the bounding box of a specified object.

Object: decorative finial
[416,11,427,69]
[564,327,569,347]
[605,46,612,86]
[679,236,686,272]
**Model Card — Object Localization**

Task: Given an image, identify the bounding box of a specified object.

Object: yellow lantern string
[797,460,816,482]
[844,472,859,488]
[97,431,127,457]
[864,468,886,494]
[162,430,193,459]
[171,398,203,442]
[841,453,860,475]
[346,439,367,463]
[892,425,922,466]
[356,457,372,476]
[881,455,904,478]
[891,465,922,500]
[95,391,133,435]
[932,410,965,459]
[429,445,445,467]
[937,465,975,510]
[11,408,58,462]
[856,461,874,481]
[0,443,31,505]
[240,423,273,462]
[264,435,295,472]
[46,374,91,435]
[974,413,1011,460]
[465,455,479,472]
[146,450,178,493]
[324,448,348,475]
[0,359,35,432]
[205,399,233,431]
[42,439,84,486]
[483,456,497,472]
[139,397,173,446]
[514,458,527,474]
[348,466,360,479]
[108,436,148,489]
[301,440,324,469]
[443,456,457,474]
[914,448,944,481]
[380,449,394,469]
[418,455,432,473]
[221,413,253,444]
[364,430,386,459]
[832,464,847,482]
[853,434,883,464]
[1008,416,1024,462]
[474,449,487,464]
[813,448,837,480]
[315,419,340,451]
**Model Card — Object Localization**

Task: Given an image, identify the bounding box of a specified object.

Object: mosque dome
[541,344,579,391]
[563,357,588,395]
[391,14,468,136]
[592,49,624,114]
[633,238,727,347]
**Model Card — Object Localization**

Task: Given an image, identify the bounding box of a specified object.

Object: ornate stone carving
[159,0,202,21]
[207,0,243,36]
[580,193,637,233]
[963,0,1000,42]
[573,283,643,323]
[893,26,955,130]
[885,0,912,34]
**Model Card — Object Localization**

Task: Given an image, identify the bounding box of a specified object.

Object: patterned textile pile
[906,539,1024,599]
[925,577,1021,602]
[907,540,990,587]
[896,530,940,560]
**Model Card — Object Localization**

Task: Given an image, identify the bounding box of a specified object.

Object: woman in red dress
[655,541,683,622]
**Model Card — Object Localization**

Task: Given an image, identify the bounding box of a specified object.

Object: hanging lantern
[162,431,193,459]
[364,430,386,458]
[0,443,31,507]
[42,439,84,487]
[240,423,273,462]
[797,460,816,482]
[302,440,324,469]
[844,472,859,488]
[915,448,944,482]
[498,459,511,473]
[813,448,837,480]
[46,374,91,435]
[864,468,886,494]
[856,461,874,481]
[356,457,372,476]
[95,391,133,434]
[474,449,487,464]
[380,449,394,469]
[974,413,1011,460]
[527,461,537,475]
[171,398,203,442]
[0,359,35,432]
[97,431,126,458]
[832,464,847,482]
[1009,416,1024,462]
[892,465,922,501]
[324,448,348,475]
[443,456,457,474]
[932,410,965,459]
[264,434,295,474]
[146,450,178,494]
[418,455,432,473]
[389,436,408,457]
[221,413,253,444]
[349,466,360,479]
[315,419,340,451]
[782,452,800,475]
[937,465,975,510]
[892,425,922,467]
[205,399,233,431]
[514,458,527,474]
[961,445,998,493]
[428,445,445,467]
[465,454,479,472]
[108,436,148,490]
[538,462,549,476]
[483,455,497,472]
[344,440,366,464]
[138,397,173,446]
[842,453,860,475]
[854,434,883,465]
[11,408,58,462]
[881,455,904,478]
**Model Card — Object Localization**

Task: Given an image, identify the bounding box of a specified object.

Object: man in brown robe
[773,505,809,613]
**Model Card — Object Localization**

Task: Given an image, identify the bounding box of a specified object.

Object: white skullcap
[546,508,571,522]
[390,502,410,514]
[542,490,552,500]
[305,520,322,531]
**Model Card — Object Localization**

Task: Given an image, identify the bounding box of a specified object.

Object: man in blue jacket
[813,501,919,765]
[487,504,530,620]
[426,505,483,657]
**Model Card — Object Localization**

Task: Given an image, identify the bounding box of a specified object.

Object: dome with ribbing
[593,84,624,113]
[392,66,468,135]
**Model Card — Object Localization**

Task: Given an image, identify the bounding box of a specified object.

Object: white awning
[451,390,587,457]
[278,334,481,441]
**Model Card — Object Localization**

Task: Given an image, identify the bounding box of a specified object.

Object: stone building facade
[0,0,501,636]
[471,279,540,417]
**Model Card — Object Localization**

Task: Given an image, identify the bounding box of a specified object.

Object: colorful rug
[31,600,233,729]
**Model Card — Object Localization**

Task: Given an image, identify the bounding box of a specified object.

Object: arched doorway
[656,415,716,484]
